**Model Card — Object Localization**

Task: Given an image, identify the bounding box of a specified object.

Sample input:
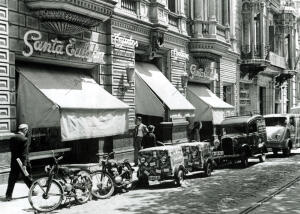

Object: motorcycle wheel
[124,164,134,190]
[91,171,115,199]
[28,177,64,213]
[74,171,92,204]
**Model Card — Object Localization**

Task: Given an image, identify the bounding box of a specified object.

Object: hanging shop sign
[171,49,189,60]
[189,64,218,82]
[112,33,138,49]
[22,30,105,63]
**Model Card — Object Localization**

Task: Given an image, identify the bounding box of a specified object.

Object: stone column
[260,3,265,59]
[209,0,216,36]
[224,0,229,26]
[194,0,204,38]
[250,3,255,59]
[179,0,185,16]
[209,0,216,21]
[194,0,203,20]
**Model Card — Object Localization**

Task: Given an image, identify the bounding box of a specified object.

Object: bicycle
[28,154,92,212]
[90,152,134,199]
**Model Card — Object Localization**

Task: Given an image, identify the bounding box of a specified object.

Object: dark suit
[142,132,156,149]
[6,133,32,198]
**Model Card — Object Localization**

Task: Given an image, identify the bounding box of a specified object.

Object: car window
[249,121,257,133]
[222,125,247,134]
[265,117,286,126]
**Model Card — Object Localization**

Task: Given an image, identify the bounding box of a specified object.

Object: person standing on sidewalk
[5,124,32,201]
[142,125,157,149]
[134,117,148,166]
[191,121,202,142]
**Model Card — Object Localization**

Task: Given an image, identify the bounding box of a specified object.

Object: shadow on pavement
[115,156,300,214]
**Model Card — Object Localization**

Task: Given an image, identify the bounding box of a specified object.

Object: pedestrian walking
[134,117,148,166]
[191,121,202,142]
[142,125,156,149]
[5,124,32,201]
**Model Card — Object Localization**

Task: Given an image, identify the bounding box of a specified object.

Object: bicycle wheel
[28,177,64,212]
[91,171,115,199]
[74,170,92,204]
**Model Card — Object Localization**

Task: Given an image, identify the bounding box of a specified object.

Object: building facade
[0,0,298,183]
[238,0,297,115]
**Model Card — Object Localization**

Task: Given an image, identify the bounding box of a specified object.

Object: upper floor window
[168,0,176,13]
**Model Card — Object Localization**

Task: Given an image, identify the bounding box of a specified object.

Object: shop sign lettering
[22,30,105,64]
[112,33,138,49]
[189,64,218,81]
[171,49,189,60]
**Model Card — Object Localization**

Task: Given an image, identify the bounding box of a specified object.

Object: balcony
[269,52,286,69]
[189,20,231,56]
[240,44,270,79]
[120,0,137,14]
[24,0,118,35]
[168,13,178,27]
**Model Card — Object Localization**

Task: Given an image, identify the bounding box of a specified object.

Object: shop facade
[0,0,196,182]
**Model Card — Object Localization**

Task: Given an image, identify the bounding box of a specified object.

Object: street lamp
[119,63,135,94]
[181,73,189,96]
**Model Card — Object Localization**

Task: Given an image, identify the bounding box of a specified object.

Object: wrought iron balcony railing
[241,45,270,60]
[121,0,137,14]
[168,13,178,27]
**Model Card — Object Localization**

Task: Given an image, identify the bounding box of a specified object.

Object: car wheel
[283,146,291,156]
[137,171,149,188]
[272,148,279,155]
[240,153,248,168]
[259,154,266,162]
[204,162,212,177]
[174,169,184,187]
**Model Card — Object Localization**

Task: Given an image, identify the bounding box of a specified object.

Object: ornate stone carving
[149,30,165,59]
[25,0,118,35]
[275,70,296,87]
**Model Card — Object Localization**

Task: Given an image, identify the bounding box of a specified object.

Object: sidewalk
[251,179,300,214]
[0,182,33,214]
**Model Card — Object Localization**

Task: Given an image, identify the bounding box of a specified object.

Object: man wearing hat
[5,124,32,201]
[134,117,148,166]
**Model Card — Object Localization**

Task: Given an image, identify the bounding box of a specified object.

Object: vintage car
[264,114,300,155]
[179,142,214,177]
[213,115,268,167]
[137,145,185,187]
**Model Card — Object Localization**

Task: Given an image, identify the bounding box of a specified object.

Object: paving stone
[1,150,300,214]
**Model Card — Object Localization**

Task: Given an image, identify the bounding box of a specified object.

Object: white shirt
[137,124,144,137]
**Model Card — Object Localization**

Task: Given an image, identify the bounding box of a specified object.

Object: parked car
[137,145,185,187]
[212,115,268,167]
[179,142,214,177]
[264,114,300,156]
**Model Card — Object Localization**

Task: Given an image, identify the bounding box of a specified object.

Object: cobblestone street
[1,150,300,214]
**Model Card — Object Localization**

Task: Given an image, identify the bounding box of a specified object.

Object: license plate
[149,176,160,181]
[213,151,224,156]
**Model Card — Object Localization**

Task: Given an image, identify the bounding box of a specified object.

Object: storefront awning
[135,62,195,118]
[187,85,234,124]
[17,65,129,141]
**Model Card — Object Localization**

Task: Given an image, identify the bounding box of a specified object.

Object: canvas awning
[187,85,234,124]
[17,65,129,141]
[135,62,195,118]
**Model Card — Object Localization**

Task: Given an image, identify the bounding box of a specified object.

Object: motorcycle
[90,152,134,199]
[28,154,92,213]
